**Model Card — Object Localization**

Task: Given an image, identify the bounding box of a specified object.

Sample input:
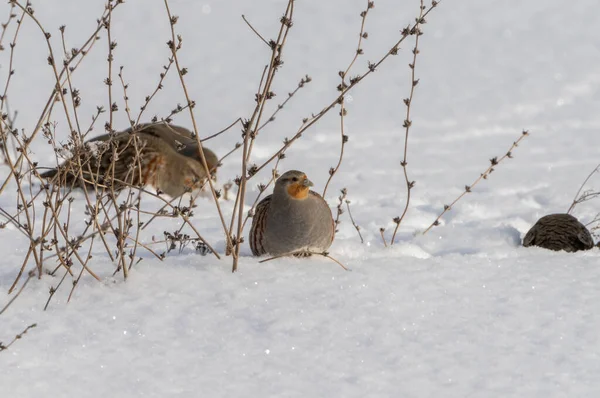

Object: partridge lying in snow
[523,213,594,252]
[40,123,219,198]
[249,170,335,256]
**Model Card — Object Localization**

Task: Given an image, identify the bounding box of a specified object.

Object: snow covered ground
[2,0,600,396]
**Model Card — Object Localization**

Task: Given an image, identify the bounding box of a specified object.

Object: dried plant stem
[58,26,84,136]
[231,0,295,272]
[103,1,131,279]
[118,66,134,123]
[379,228,388,247]
[323,0,373,198]
[105,3,116,133]
[0,5,25,116]
[164,0,232,256]
[423,130,530,234]
[0,7,24,167]
[0,2,118,196]
[14,1,76,136]
[65,184,220,260]
[249,0,443,178]
[66,233,97,303]
[345,200,364,243]
[1,141,42,278]
[241,156,283,232]
[334,188,347,234]
[242,14,270,47]
[0,323,37,352]
[201,117,242,142]
[0,269,34,315]
[259,250,348,271]
[390,0,425,244]
[224,68,268,255]
[135,57,175,126]
[256,75,311,134]
[567,162,600,214]
[44,266,70,311]
[0,2,17,51]
[243,3,294,164]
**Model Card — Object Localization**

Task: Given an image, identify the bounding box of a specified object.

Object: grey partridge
[249,170,335,256]
[40,122,219,198]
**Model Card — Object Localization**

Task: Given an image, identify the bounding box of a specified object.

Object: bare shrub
[0,0,533,309]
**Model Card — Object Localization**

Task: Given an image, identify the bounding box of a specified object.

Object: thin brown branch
[567,162,600,214]
[0,323,37,352]
[423,130,530,234]
[135,55,175,126]
[250,0,443,178]
[0,1,117,196]
[390,0,425,244]
[241,155,284,232]
[259,250,349,271]
[200,117,242,142]
[242,14,270,47]
[231,0,295,272]
[379,228,388,247]
[256,75,311,133]
[1,269,35,315]
[0,2,17,51]
[323,0,373,198]
[345,200,364,244]
[164,0,231,257]
[333,188,347,234]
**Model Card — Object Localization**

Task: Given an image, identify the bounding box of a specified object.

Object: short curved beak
[302,178,314,187]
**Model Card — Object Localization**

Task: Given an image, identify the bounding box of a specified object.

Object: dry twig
[423,130,530,234]
[259,250,349,271]
[390,0,426,244]
[345,199,364,244]
[567,162,600,214]
[0,323,37,352]
[322,0,374,198]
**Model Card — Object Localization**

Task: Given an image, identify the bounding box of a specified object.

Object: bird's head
[275,170,314,200]
[182,146,220,177]
[200,147,220,176]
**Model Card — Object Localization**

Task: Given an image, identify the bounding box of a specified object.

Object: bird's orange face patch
[287,175,310,199]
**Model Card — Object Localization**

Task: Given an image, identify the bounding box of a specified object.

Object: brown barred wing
[135,123,219,177]
[74,134,161,191]
[39,140,115,189]
[249,195,272,256]
[41,131,168,193]
[92,134,159,190]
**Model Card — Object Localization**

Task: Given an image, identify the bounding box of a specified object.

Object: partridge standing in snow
[40,123,219,198]
[523,213,594,252]
[249,170,335,256]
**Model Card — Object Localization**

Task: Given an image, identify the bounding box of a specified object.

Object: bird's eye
[292,177,298,182]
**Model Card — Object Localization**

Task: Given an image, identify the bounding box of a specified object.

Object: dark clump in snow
[523,213,594,252]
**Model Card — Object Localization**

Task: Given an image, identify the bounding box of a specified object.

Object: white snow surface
[2,0,600,397]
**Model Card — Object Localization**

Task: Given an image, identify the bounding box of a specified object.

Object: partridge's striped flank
[249,195,272,256]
